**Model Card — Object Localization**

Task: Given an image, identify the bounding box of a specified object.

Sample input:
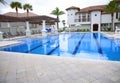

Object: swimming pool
[0,33,120,61]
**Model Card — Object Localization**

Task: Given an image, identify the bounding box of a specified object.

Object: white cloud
[0,0,110,27]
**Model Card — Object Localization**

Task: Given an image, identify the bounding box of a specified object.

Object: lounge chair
[16,31,21,36]
[38,30,41,34]
[7,32,14,37]
[3,32,8,38]
[32,30,37,34]
[20,31,25,36]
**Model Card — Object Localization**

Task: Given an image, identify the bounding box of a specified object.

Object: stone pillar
[42,20,47,37]
[7,22,11,34]
[0,31,3,41]
[98,24,101,33]
[26,21,31,37]
[91,24,93,32]
[7,22,10,27]
[55,22,58,34]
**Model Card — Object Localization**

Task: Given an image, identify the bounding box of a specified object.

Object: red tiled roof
[77,5,106,13]
[3,12,39,17]
[66,6,80,11]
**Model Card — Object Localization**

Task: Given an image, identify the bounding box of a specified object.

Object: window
[79,15,81,22]
[82,14,86,22]
[116,12,118,19]
[88,14,90,21]
[116,12,120,19]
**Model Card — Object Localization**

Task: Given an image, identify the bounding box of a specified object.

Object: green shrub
[58,29,64,32]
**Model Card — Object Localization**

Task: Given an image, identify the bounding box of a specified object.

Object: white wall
[101,14,111,23]
[67,9,78,26]
[91,11,101,32]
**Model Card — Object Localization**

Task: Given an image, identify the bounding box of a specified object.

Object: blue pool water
[0,33,120,61]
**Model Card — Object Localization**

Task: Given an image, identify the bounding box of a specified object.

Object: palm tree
[10,1,22,17]
[62,20,66,27]
[104,0,120,31]
[0,0,6,4]
[51,7,65,29]
[23,4,32,17]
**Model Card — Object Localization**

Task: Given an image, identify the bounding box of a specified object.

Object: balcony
[75,18,90,22]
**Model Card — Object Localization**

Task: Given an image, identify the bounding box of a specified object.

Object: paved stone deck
[0,51,120,83]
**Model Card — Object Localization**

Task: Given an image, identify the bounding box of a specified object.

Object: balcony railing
[75,18,90,22]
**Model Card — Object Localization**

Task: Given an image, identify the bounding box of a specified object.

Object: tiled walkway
[0,51,120,83]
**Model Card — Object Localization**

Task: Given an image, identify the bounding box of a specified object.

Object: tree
[62,20,66,27]
[104,0,120,31]
[51,7,65,29]
[10,1,22,17]
[23,4,32,17]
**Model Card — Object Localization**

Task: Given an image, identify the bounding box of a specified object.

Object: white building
[66,4,120,32]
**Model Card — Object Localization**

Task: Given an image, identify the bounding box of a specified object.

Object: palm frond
[10,2,22,9]
[23,4,32,11]
[50,7,65,16]
[50,7,65,29]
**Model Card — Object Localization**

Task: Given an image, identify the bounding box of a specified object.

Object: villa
[66,1,120,32]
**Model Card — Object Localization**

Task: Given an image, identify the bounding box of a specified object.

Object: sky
[0,0,110,27]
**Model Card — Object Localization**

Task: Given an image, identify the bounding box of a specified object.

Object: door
[93,24,98,31]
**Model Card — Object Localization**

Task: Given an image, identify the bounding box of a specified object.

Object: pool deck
[0,32,120,83]
[0,51,120,83]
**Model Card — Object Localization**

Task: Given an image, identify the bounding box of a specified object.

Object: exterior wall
[67,9,79,26]
[90,11,101,32]
[101,14,111,23]
[101,13,120,23]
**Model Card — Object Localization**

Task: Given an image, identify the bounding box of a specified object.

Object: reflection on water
[0,33,120,61]
[58,33,120,61]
